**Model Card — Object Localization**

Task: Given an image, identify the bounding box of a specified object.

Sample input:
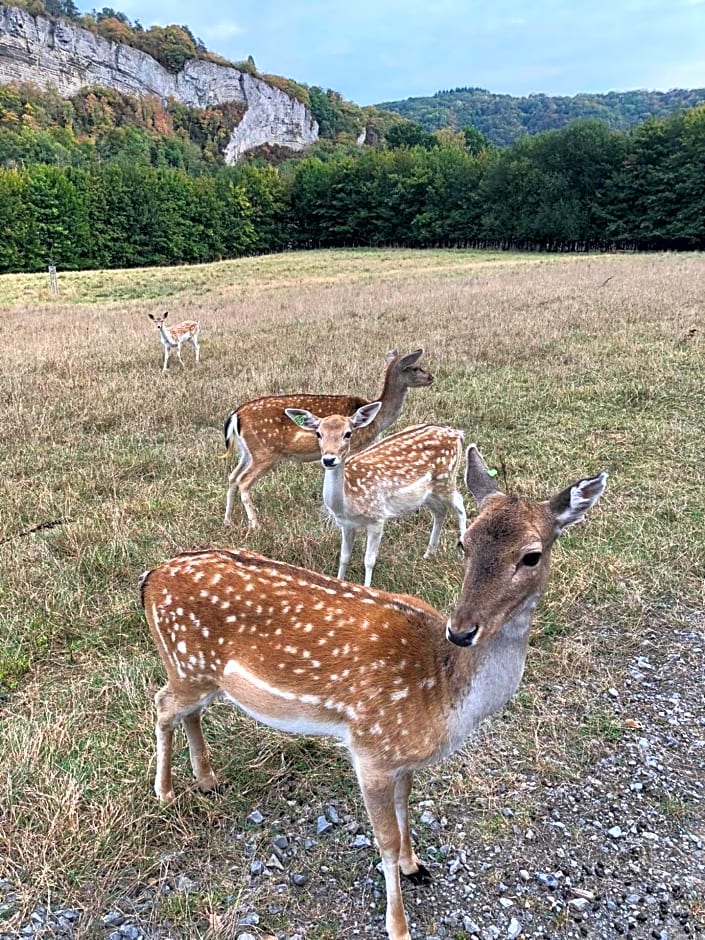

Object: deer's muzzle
[446,618,481,647]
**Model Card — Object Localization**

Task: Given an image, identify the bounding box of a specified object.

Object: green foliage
[3,75,705,269]
[378,86,705,146]
[0,84,243,169]
[0,162,271,271]
[307,87,364,140]
[386,121,438,150]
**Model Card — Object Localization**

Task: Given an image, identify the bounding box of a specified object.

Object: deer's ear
[285,408,320,432]
[549,472,608,535]
[384,349,399,363]
[398,349,423,368]
[464,444,500,506]
[351,401,382,428]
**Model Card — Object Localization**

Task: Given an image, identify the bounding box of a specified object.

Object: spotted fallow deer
[222,349,433,529]
[285,401,467,586]
[148,312,200,374]
[141,446,607,940]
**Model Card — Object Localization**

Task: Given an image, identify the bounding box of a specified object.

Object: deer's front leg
[363,522,385,587]
[357,768,410,940]
[338,524,356,580]
[394,770,432,883]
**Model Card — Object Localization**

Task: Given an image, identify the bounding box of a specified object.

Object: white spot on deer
[177,641,187,654]
[390,688,409,702]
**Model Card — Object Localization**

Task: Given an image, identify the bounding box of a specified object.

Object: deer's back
[344,425,463,508]
[236,394,370,457]
[141,548,456,765]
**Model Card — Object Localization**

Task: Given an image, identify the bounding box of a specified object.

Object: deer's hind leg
[154,684,218,802]
[227,447,280,530]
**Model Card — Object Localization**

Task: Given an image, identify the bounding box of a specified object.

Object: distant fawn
[148,312,200,373]
[141,446,607,940]
[222,349,433,529]
[286,401,467,586]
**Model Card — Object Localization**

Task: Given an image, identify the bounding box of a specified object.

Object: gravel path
[2,622,703,939]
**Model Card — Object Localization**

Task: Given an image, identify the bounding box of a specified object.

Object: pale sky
[109,0,705,105]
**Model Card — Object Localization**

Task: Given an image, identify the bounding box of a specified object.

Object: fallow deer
[141,446,607,940]
[148,312,200,373]
[285,401,467,586]
[222,349,433,529]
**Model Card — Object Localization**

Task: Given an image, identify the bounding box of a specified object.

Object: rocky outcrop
[0,4,318,161]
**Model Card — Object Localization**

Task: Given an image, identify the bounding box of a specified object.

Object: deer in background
[148,312,200,374]
[285,401,466,586]
[141,445,607,940]
[222,349,433,529]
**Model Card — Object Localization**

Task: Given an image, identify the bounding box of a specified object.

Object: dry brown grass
[1,248,703,936]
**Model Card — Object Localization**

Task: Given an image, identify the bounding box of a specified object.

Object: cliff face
[0,5,318,161]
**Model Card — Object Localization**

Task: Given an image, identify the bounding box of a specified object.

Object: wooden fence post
[48,265,59,297]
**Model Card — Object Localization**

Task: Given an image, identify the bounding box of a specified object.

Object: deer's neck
[350,376,408,452]
[374,371,408,433]
[158,325,177,347]
[441,594,540,757]
[321,462,347,518]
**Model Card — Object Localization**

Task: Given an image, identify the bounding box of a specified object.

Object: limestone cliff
[0,4,319,161]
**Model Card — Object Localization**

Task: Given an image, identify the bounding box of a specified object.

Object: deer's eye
[343,430,352,440]
[315,430,322,439]
[521,551,542,567]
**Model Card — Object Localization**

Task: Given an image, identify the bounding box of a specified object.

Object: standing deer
[222,349,433,529]
[141,445,607,940]
[148,312,200,373]
[285,401,467,586]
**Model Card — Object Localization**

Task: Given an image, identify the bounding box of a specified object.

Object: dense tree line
[378,86,705,146]
[2,107,705,272]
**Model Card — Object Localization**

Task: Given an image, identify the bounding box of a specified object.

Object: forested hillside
[377,87,705,145]
[3,3,705,270]
[3,105,705,272]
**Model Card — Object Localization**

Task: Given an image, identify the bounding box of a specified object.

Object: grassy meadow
[0,248,703,936]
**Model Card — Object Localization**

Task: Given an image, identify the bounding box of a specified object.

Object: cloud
[199,21,244,40]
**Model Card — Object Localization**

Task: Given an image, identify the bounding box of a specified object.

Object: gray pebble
[246,809,264,825]
[325,804,341,824]
[507,918,522,939]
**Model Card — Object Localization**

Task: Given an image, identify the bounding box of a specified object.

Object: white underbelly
[222,692,350,744]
